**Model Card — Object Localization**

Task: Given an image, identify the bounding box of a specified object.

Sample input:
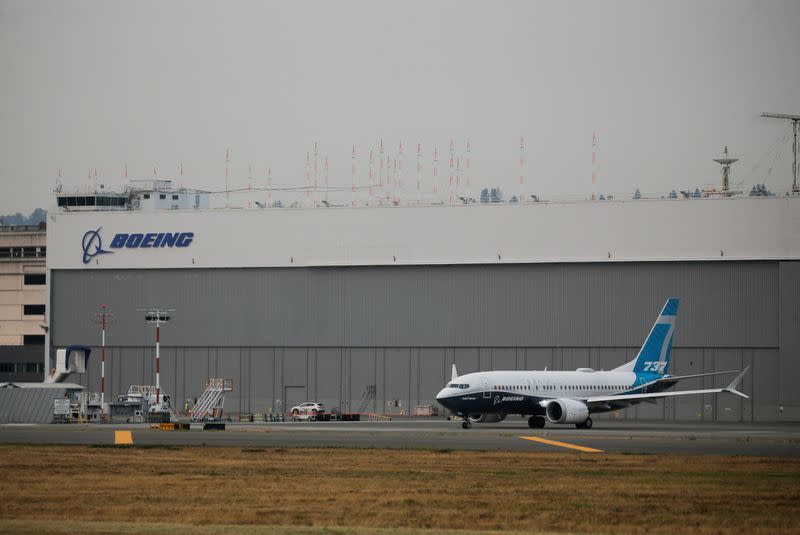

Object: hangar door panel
[419,348,445,406]
[350,348,375,413]
[315,348,342,409]
[712,349,743,422]
[384,349,410,415]
[671,348,703,421]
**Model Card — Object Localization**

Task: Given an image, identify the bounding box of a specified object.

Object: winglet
[723,366,750,399]
[451,364,458,382]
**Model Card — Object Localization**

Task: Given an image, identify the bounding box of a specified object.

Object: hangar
[45,185,800,421]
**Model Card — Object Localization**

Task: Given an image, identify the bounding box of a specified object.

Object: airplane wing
[585,366,750,405]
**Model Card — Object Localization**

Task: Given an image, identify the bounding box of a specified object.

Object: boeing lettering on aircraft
[81,227,194,264]
[436,298,750,429]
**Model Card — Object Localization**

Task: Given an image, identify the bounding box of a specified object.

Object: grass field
[1,445,798,534]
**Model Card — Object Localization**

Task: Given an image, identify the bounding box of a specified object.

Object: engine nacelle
[468,413,506,423]
[545,398,589,424]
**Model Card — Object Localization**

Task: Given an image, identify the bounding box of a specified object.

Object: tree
[480,188,489,203]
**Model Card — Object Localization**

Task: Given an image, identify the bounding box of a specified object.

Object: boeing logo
[81,228,113,264]
[81,228,194,264]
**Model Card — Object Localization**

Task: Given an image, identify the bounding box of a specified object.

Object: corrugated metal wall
[51,260,798,421]
[51,261,779,348]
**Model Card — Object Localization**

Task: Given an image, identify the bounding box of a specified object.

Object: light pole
[93,305,114,408]
[142,308,173,408]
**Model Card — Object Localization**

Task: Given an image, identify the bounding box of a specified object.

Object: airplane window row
[493,384,628,391]
[447,383,470,389]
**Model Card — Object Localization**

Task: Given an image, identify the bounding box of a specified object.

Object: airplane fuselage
[436,369,670,417]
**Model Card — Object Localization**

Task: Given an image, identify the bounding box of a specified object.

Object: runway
[1,419,799,455]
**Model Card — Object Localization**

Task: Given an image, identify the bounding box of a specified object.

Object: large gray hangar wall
[50,261,800,421]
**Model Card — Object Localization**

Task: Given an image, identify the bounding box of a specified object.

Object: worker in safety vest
[184,399,190,414]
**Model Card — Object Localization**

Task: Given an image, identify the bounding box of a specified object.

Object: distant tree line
[0,208,47,226]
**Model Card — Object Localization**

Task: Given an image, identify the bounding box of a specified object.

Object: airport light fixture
[141,308,173,407]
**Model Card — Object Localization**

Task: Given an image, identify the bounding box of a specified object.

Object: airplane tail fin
[614,298,679,375]
[451,364,458,382]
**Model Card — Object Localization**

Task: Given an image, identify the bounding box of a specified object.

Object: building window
[23,304,45,315]
[24,362,43,373]
[159,194,166,200]
[0,247,10,258]
[172,194,179,200]
[0,363,14,373]
[23,335,45,345]
[24,274,46,285]
[143,194,151,199]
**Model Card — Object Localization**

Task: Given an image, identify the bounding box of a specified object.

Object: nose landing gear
[461,420,472,429]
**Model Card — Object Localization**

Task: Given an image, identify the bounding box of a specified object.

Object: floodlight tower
[713,146,739,194]
[761,112,800,193]
[142,308,173,407]
[93,305,115,408]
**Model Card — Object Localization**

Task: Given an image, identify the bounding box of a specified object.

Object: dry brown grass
[0,445,798,534]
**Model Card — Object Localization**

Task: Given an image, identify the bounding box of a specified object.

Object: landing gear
[461,419,472,429]
[528,416,546,429]
[575,417,593,429]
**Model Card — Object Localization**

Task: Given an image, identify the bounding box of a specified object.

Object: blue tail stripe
[633,298,679,375]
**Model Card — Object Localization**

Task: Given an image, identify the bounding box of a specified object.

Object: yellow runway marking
[114,430,133,445]
[519,436,604,453]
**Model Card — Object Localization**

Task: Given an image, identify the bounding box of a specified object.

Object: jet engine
[467,413,506,423]
[545,399,589,424]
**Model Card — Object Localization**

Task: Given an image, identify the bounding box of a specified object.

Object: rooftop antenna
[379,139,385,205]
[368,148,375,205]
[313,141,319,206]
[266,167,273,207]
[713,146,739,194]
[92,305,115,409]
[305,151,311,207]
[247,164,253,208]
[449,139,455,204]
[225,147,230,208]
[416,143,422,204]
[520,136,526,203]
[465,139,471,203]
[398,140,405,199]
[761,112,800,194]
[324,156,329,205]
[432,147,439,198]
[591,132,599,201]
[351,145,357,207]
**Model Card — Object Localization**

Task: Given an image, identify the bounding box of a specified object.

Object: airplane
[435,298,749,429]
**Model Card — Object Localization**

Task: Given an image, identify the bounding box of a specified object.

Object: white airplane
[436,298,749,429]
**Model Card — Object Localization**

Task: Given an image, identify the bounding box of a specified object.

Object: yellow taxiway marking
[519,436,604,453]
[114,430,133,445]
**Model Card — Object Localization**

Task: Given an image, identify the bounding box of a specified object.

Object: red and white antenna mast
[93,305,114,409]
[141,308,173,409]
[591,131,599,200]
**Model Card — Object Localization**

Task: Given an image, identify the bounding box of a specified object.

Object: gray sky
[1,0,799,212]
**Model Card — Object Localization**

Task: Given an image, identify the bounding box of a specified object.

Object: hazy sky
[1,0,798,212]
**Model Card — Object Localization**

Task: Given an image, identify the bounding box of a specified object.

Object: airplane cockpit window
[447,383,470,389]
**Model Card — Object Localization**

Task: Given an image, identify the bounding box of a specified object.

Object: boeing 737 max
[435,298,749,429]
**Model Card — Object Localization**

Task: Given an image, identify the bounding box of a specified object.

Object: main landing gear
[575,417,593,429]
[461,418,472,429]
[528,416,546,429]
